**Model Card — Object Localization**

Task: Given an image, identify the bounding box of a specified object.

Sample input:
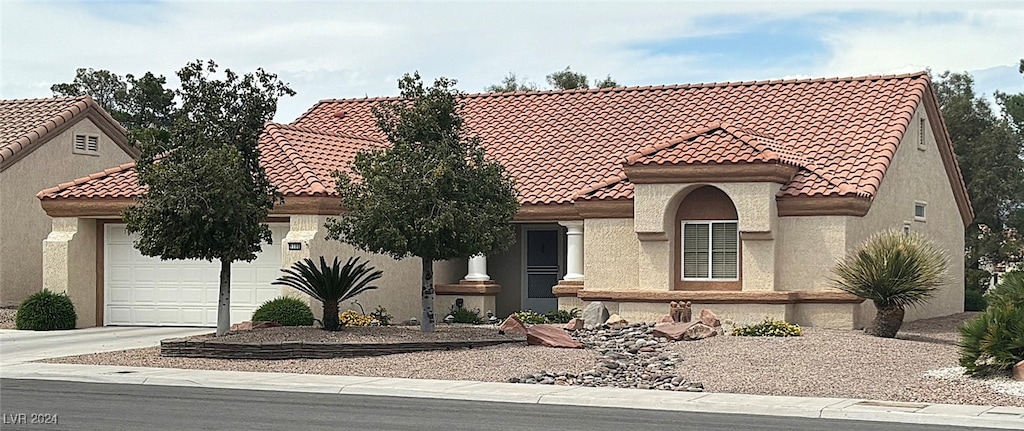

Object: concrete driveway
[0,326,211,365]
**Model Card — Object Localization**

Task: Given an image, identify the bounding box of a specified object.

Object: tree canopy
[51,68,176,135]
[933,62,1024,269]
[327,72,519,331]
[487,66,619,92]
[122,59,294,335]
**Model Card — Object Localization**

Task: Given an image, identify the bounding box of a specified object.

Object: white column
[559,221,584,281]
[465,254,490,281]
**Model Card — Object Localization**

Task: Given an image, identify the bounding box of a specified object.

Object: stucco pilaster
[740,235,775,291]
[42,217,97,328]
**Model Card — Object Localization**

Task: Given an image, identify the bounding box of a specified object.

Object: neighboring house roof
[36,72,973,224]
[0,96,135,171]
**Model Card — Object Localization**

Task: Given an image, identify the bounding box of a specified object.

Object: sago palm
[273,256,383,331]
[831,229,948,338]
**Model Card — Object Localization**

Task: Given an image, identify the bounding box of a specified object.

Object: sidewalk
[2,361,1022,429]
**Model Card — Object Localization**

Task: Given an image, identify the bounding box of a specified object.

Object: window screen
[682,221,737,279]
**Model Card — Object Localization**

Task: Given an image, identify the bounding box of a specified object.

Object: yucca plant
[272,256,383,331]
[831,229,948,338]
[958,272,1024,376]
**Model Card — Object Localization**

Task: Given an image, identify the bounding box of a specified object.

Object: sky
[1,1,1022,123]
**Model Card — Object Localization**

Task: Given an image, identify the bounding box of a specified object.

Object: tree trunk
[216,258,232,336]
[866,304,905,338]
[421,257,435,332]
[323,301,340,331]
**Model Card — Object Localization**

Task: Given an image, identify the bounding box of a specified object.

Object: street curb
[2,363,1022,429]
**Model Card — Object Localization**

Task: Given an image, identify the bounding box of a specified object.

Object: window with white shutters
[682,221,738,280]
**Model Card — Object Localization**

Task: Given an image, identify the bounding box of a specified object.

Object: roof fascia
[624,163,798,185]
[920,86,974,227]
[776,195,872,217]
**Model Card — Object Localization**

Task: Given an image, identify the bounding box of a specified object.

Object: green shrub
[964,289,988,311]
[959,273,1024,376]
[449,306,484,324]
[252,297,314,326]
[371,305,393,326]
[731,317,803,337]
[544,308,581,324]
[509,310,548,325]
[16,290,77,331]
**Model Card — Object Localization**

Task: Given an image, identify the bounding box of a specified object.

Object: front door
[521,226,563,313]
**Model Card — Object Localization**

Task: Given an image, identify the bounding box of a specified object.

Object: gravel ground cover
[39,312,1023,407]
[0,307,16,329]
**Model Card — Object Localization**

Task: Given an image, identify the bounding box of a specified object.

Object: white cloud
[2,1,1021,122]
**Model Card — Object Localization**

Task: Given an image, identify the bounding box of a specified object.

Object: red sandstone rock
[684,322,718,340]
[526,324,583,348]
[698,309,721,328]
[499,314,528,335]
[564,318,584,331]
[229,321,282,331]
[657,314,674,324]
[1014,360,1024,382]
[652,321,698,341]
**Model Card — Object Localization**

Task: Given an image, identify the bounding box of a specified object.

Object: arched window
[673,186,740,291]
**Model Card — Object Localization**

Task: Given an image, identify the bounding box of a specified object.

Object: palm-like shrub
[959,272,1024,375]
[272,257,383,331]
[831,229,948,338]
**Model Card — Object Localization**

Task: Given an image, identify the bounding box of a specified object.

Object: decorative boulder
[657,314,674,324]
[653,321,698,341]
[499,314,528,335]
[1014,360,1024,382]
[698,309,721,328]
[229,321,282,331]
[564,318,584,331]
[526,325,583,348]
[582,301,610,330]
[605,313,627,326]
[683,322,718,340]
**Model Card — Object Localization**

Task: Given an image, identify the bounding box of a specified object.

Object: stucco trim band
[776,196,872,217]
[624,163,799,185]
[552,281,584,297]
[574,289,863,304]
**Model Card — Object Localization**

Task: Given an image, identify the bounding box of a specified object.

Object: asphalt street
[0,379,994,431]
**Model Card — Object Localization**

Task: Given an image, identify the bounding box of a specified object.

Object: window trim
[914,201,927,222]
[680,220,739,282]
[73,133,101,156]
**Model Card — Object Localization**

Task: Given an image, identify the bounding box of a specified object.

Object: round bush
[252,297,314,326]
[16,290,77,331]
[964,288,987,312]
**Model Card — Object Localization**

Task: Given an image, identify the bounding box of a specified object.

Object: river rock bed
[509,322,705,391]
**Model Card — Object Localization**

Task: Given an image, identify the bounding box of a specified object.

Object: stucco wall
[0,118,133,306]
[846,103,966,325]
[41,218,98,328]
[585,218,640,291]
[775,216,848,292]
[490,225,522,318]
[282,215,466,323]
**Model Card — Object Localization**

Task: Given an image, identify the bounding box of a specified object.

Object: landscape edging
[160,338,522,359]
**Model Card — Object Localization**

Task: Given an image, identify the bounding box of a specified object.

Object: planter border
[160,337,523,359]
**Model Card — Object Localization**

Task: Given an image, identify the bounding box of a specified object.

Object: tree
[485,71,538,93]
[51,68,176,135]
[593,74,619,89]
[933,69,1024,270]
[326,72,519,332]
[546,66,589,90]
[122,60,294,336]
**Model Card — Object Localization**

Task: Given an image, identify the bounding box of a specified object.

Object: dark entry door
[522,227,562,313]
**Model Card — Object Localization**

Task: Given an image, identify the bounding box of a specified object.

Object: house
[35,72,971,329]
[1,96,137,309]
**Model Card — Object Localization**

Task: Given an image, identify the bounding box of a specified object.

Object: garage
[104,223,289,326]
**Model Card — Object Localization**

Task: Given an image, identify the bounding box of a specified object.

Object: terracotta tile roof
[1,96,128,169]
[38,72,972,223]
[37,123,381,200]
[293,71,952,204]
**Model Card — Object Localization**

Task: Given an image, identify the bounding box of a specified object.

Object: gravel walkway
[40,312,1023,407]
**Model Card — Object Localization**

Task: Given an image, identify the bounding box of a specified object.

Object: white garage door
[104,223,288,326]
